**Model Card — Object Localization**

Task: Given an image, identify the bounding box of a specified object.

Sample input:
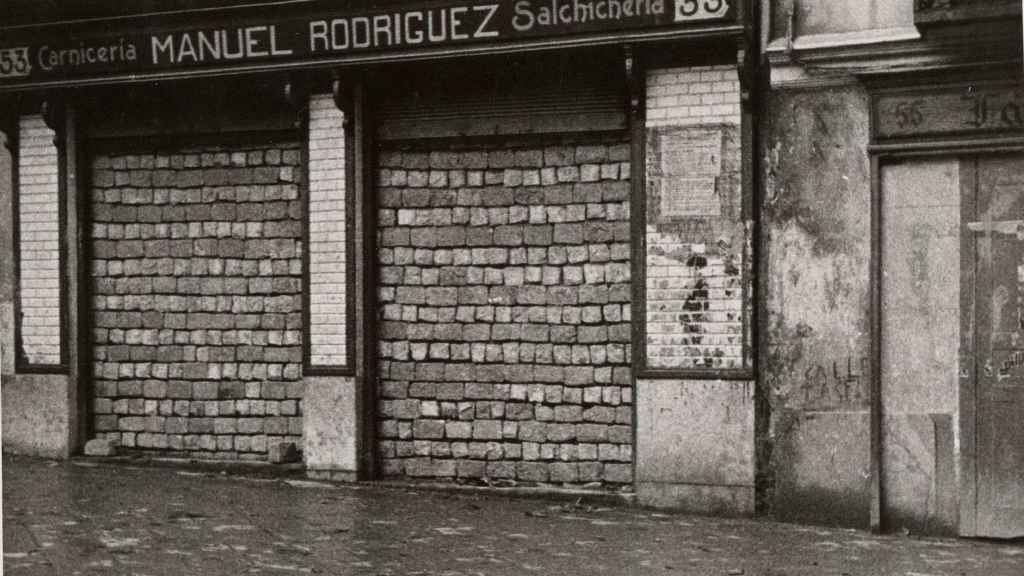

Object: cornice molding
[766,23,1021,89]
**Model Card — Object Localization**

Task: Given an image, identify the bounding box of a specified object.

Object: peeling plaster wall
[761,86,872,527]
[763,86,963,534]
[645,123,746,370]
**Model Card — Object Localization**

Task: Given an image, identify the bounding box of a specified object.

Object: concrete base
[772,410,871,528]
[2,373,76,458]
[882,413,957,535]
[302,375,359,477]
[637,482,754,515]
[306,469,359,483]
[635,379,755,515]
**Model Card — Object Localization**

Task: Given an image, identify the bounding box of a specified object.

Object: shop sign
[874,83,1024,140]
[0,0,736,87]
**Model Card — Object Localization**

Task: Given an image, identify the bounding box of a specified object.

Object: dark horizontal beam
[0,25,746,93]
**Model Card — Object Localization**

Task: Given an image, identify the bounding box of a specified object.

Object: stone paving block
[267,441,299,464]
[84,438,119,456]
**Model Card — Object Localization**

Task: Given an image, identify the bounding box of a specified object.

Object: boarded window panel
[18,115,62,366]
[307,94,348,368]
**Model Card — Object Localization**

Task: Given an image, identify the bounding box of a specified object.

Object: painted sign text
[0,0,735,87]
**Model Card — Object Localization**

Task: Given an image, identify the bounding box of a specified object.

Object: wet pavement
[2,454,1022,575]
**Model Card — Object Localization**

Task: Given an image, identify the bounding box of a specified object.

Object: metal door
[966,155,1024,538]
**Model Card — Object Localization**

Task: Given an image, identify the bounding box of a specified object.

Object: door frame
[958,156,979,537]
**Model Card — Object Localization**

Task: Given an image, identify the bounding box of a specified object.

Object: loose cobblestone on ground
[3,455,1022,575]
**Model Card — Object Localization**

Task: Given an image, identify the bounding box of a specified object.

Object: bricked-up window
[375,138,635,484]
[636,66,752,377]
[304,94,353,373]
[88,142,305,456]
[15,115,65,370]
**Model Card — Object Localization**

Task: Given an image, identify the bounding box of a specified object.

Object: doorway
[881,154,1024,537]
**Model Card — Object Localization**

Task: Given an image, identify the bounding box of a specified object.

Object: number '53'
[0,48,32,78]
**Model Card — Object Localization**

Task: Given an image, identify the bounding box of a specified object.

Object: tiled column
[634,65,756,514]
[303,92,361,480]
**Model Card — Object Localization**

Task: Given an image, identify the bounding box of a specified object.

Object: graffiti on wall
[799,356,869,406]
[765,354,869,409]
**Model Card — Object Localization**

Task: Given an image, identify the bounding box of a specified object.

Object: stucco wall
[761,85,872,527]
[762,78,966,534]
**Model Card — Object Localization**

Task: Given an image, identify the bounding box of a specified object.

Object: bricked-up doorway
[87,139,305,459]
[374,138,635,484]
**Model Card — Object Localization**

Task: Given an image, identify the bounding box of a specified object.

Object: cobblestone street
[2,455,1022,575]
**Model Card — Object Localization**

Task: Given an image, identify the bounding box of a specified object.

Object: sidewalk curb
[69,454,635,507]
[70,455,306,478]
[369,479,636,507]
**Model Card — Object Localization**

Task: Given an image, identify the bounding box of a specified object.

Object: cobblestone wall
[88,141,304,459]
[376,139,634,485]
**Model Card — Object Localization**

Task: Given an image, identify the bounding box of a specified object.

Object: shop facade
[1,1,758,512]
[5,0,1024,538]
